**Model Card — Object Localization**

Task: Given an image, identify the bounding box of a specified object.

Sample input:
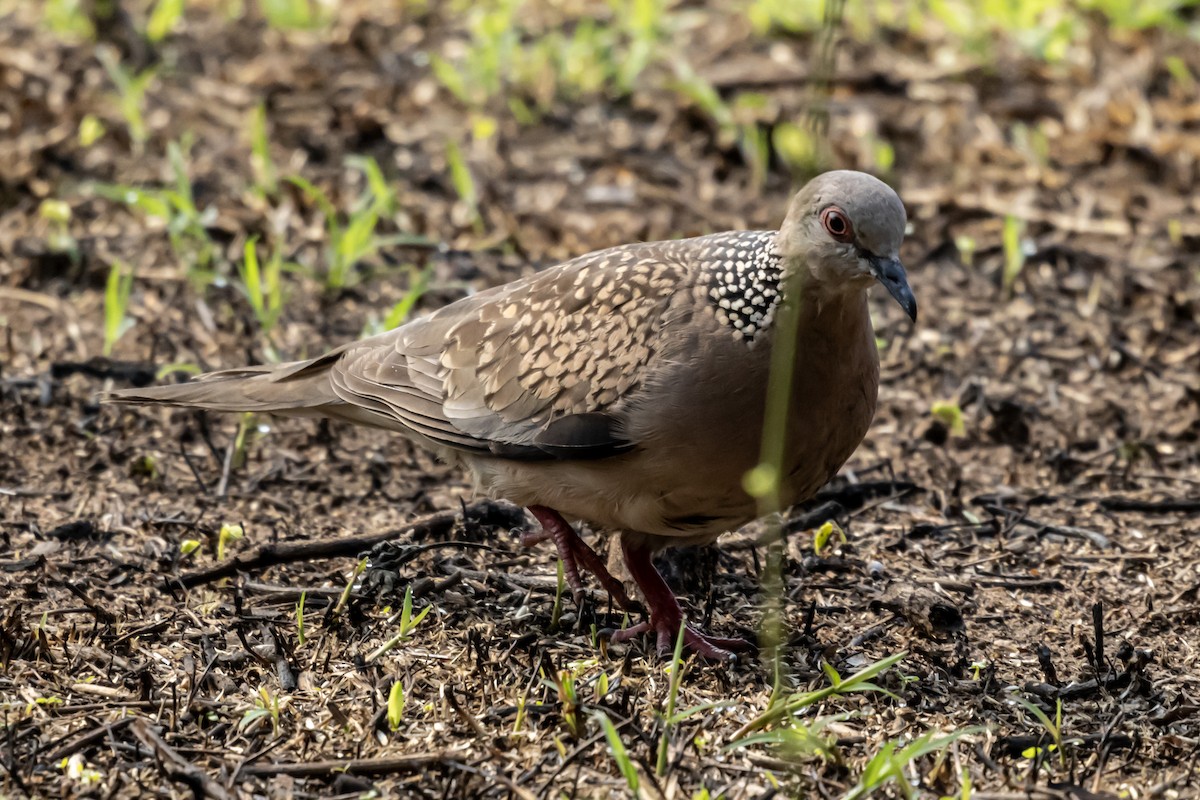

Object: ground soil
[2,3,1199,798]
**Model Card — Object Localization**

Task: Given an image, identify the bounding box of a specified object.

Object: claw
[524,506,639,612]
[612,536,755,661]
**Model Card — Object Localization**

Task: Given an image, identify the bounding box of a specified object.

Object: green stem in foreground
[746,288,804,702]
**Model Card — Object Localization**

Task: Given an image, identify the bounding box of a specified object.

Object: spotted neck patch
[700,230,783,342]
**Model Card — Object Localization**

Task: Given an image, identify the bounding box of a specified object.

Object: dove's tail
[105,352,343,416]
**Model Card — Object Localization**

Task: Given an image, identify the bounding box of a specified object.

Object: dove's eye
[821,207,853,243]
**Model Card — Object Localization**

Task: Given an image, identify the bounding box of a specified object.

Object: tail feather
[105,354,342,414]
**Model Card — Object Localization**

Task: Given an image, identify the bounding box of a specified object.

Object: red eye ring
[821,207,853,242]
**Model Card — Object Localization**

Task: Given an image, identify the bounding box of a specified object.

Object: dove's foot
[610,536,755,661]
[524,506,639,612]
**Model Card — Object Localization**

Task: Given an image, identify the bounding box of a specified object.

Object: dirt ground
[2,2,1199,798]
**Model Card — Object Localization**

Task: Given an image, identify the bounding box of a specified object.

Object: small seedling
[930,401,966,437]
[216,522,244,562]
[38,199,78,261]
[97,47,156,149]
[260,0,332,30]
[102,259,135,356]
[146,0,184,42]
[61,754,103,787]
[655,619,688,776]
[444,139,482,231]
[513,690,528,734]
[1001,214,1026,297]
[248,103,277,198]
[332,557,368,617]
[367,585,433,661]
[387,681,406,730]
[843,726,981,800]
[295,591,307,646]
[385,265,433,327]
[78,114,105,147]
[549,668,583,738]
[362,264,435,337]
[288,174,390,291]
[180,539,201,558]
[1012,695,1066,766]
[156,362,202,381]
[955,234,976,267]
[594,709,639,794]
[95,140,218,283]
[347,155,397,216]
[240,686,282,737]
[734,651,906,738]
[231,412,257,469]
[43,0,95,39]
[812,520,847,555]
[772,121,821,174]
[238,237,286,352]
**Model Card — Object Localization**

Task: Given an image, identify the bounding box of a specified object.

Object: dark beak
[869,255,917,323]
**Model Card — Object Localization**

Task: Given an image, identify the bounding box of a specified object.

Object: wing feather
[322,241,697,458]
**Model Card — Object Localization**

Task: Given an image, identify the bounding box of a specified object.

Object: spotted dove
[109,169,916,660]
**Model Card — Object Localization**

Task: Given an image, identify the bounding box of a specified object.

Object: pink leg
[525,506,638,611]
[609,536,754,661]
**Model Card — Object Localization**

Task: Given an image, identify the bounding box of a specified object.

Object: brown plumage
[109,170,915,660]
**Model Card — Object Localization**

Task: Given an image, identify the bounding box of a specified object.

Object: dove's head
[778,170,916,322]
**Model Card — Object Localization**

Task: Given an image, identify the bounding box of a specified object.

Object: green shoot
[930,401,966,437]
[96,48,156,149]
[594,709,639,794]
[346,155,396,216]
[1001,214,1026,297]
[548,668,582,738]
[656,618,687,776]
[1012,695,1065,766]
[180,539,201,558]
[231,412,257,469]
[513,690,527,734]
[295,591,307,647]
[955,234,976,267]
[260,0,331,30]
[238,237,286,350]
[387,681,406,730]
[248,103,277,198]
[772,122,822,175]
[361,264,435,337]
[102,259,135,356]
[43,0,95,39]
[955,772,972,800]
[812,520,847,555]
[367,585,433,661]
[288,170,410,291]
[146,0,185,42]
[1164,56,1196,94]
[444,140,482,231]
[383,265,434,328]
[726,712,846,764]
[156,362,202,381]
[843,727,981,800]
[734,651,907,739]
[216,522,244,562]
[240,686,282,737]
[78,114,105,147]
[95,140,218,283]
[39,199,78,261]
[332,557,368,617]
